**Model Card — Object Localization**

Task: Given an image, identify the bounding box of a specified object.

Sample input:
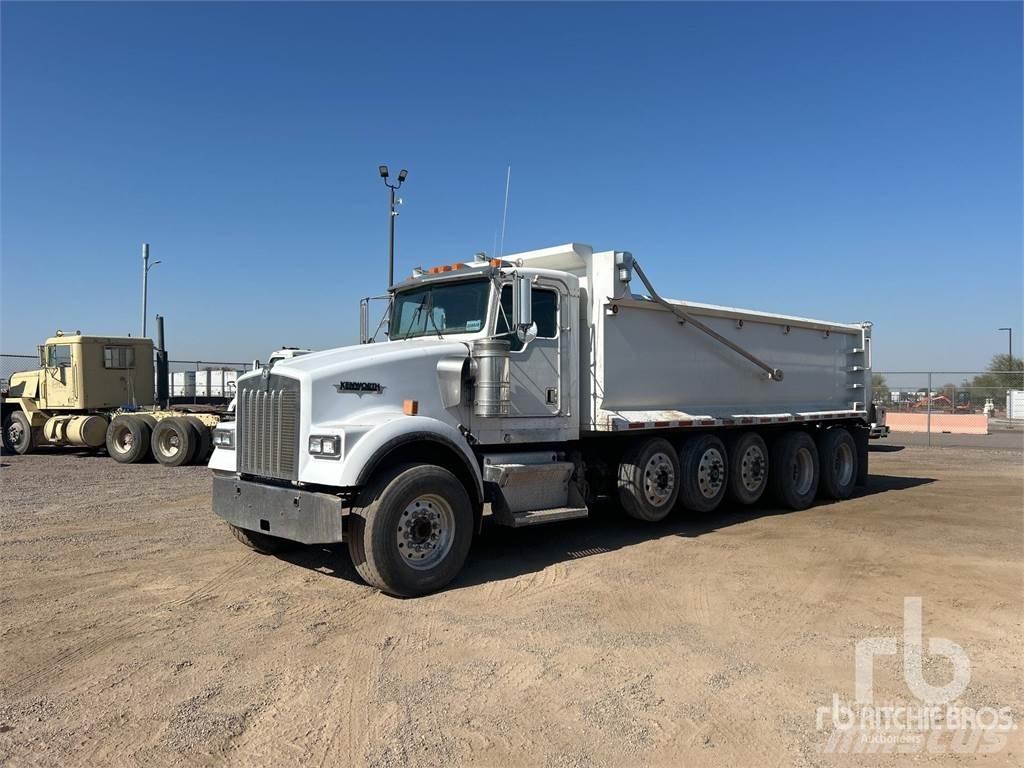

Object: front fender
[337,416,483,500]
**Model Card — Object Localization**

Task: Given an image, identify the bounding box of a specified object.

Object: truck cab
[211,244,873,597]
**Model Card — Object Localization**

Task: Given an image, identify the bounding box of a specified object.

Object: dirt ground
[1,441,1021,767]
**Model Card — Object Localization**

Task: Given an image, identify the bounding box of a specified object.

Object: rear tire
[817,426,857,500]
[228,523,292,555]
[617,437,680,522]
[727,431,770,505]
[151,417,198,467]
[347,463,474,597]
[678,434,729,513]
[185,417,213,465]
[770,431,819,510]
[106,416,152,463]
[3,411,37,455]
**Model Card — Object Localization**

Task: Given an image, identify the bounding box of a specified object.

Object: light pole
[998,327,1013,360]
[141,243,162,338]
[378,165,408,289]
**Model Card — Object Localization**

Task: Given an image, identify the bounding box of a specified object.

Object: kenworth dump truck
[211,244,878,596]
[1,332,222,466]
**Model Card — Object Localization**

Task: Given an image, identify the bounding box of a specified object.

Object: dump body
[513,243,871,433]
[591,297,867,430]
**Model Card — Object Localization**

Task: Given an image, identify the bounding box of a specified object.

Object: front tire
[347,463,474,597]
[617,438,680,522]
[228,523,293,555]
[3,411,38,455]
[770,431,819,510]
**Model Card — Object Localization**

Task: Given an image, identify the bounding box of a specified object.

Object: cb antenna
[498,165,511,257]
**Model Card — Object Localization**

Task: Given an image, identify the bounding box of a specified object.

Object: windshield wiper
[423,290,444,339]
[402,301,427,341]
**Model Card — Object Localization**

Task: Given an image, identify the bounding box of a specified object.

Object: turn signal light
[403,399,419,415]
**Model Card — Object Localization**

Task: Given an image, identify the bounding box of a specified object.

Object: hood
[241,338,473,427]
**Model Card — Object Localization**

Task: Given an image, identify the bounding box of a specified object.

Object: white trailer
[210,244,875,596]
[1008,390,1024,420]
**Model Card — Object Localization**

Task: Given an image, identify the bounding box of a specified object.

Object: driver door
[498,284,561,417]
[43,343,76,407]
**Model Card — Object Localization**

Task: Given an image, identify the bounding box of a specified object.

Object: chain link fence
[872,371,1024,415]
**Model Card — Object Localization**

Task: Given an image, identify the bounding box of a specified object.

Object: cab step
[502,506,589,528]
[482,452,589,528]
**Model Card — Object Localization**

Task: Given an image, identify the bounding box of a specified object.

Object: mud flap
[853,423,869,486]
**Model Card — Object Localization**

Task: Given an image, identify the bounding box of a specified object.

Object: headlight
[213,429,234,449]
[308,435,341,458]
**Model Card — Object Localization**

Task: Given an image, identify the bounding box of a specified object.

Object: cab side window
[498,285,559,352]
[46,345,71,367]
[104,346,135,369]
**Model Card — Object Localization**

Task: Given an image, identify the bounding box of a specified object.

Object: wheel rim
[7,421,24,446]
[739,444,767,493]
[397,494,455,571]
[115,426,133,452]
[834,442,854,486]
[792,447,815,496]
[643,452,676,507]
[158,429,181,457]
[697,448,725,499]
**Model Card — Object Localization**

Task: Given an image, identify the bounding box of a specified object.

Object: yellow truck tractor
[1,331,221,467]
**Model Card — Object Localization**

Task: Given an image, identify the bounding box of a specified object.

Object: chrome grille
[236,374,300,480]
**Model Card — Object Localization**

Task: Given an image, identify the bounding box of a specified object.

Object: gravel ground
[1,445,1021,767]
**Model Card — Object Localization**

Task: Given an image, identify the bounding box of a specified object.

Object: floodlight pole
[141,243,162,338]
[998,327,1012,360]
[379,166,408,291]
[388,184,396,289]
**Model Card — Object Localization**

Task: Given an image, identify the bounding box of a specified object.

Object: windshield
[390,278,492,340]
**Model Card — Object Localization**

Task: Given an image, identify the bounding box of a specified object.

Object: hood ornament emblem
[333,381,384,396]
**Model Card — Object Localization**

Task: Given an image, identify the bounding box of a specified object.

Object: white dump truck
[211,244,876,596]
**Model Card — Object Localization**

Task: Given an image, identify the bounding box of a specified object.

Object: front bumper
[213,474,346,544]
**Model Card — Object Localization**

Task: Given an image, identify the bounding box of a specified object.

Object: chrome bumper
[212,474,345,544]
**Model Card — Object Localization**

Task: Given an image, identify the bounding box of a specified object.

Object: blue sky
[2,1,1021,371]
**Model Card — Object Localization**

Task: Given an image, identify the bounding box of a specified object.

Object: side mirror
[37,345,45,366]
[512,276,532,329]
[516,321,538,347]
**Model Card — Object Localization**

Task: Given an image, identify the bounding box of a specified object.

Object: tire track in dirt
[4,553,260,697]
[482,560,581,602]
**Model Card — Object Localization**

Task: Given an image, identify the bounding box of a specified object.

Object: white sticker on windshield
[466,320,482,331]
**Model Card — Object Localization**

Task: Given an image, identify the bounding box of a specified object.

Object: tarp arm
[631,261,784,382]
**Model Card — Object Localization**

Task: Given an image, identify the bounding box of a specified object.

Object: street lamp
[379,165,408,289]
[998,327,1013,360]
[141,243,162,338]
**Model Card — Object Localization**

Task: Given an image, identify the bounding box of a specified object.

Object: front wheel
[2,411,37,455]
[347,463,474,597]
[228,523,293,555]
